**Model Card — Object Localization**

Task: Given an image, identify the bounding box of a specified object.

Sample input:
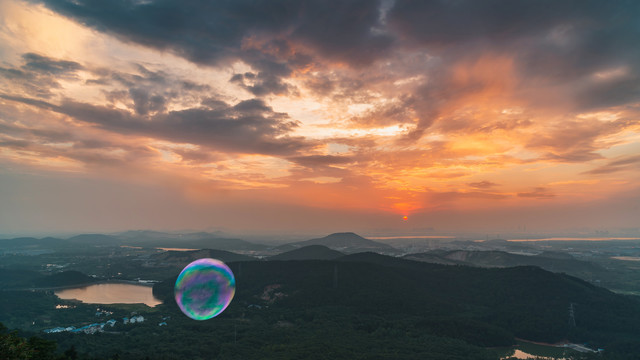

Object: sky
[0,0,639,237]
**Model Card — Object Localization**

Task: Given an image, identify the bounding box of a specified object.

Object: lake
[55,283,162,307]
[497,340,578,359]
[611,256,640,261]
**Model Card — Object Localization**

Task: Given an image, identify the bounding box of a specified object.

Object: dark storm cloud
[87,64,214,115]
[289,0,393,65]
[28,0,640,101]
[35,0,392,69]
[180,81,211,93]
[21,53,83,74]
[67,99,308,155]
[106,66,167,88]
[577,74,640,110]
[0,54,217,120]
[304,72,369,103]
[387,0,640,52]
[385,0,640,136]
[0,94,311,156]
[349,96,418,128]
[229,72,295,97]
[129,88,166,115]
[0,53,83,98]
[387,0,640,76]
[388,1,624,45]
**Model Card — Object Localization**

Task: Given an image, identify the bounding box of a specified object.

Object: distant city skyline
[0,0,639,235]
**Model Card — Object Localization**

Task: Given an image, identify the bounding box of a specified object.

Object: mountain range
[0,231,399,254]
[404,249,603,273]
[281,232,399,254]
[0,231,268,252]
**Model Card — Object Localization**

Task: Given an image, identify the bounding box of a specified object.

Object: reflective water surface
[496,341,574,360]
[55,283,162,307]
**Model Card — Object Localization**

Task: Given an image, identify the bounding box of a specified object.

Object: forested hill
[267,245,344,260]
[0,269,97,289]
[151,248,256,264]
[153,254,640,357]
[32,271,96,288]
[404,249,603,274]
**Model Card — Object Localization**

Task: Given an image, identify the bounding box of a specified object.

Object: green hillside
[31,271,96,288]
[0,269,97,289]
[5,255,637,359]
[0,269,43,288]
[268,245,344,260]
[151,248,256,264]
[405,250,603,271]
[151,256,640,354]
[404,250,606,284]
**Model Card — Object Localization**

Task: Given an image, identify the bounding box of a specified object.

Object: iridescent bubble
[174,258,235,320]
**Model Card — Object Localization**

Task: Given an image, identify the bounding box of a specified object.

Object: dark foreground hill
[151,248,256,265]
[10,254,636,359]
[144,255,640,359]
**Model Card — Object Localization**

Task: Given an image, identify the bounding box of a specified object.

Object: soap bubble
[174,258,235,320]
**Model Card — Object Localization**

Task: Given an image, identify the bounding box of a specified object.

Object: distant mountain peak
[329,232,360,236]
[289,232,398,254]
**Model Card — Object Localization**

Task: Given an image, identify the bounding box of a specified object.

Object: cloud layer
[1,0,639,233]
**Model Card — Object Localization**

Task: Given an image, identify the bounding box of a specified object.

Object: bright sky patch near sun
[0,0,639,235]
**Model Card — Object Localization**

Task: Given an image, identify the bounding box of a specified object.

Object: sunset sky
[0,0,639,236]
